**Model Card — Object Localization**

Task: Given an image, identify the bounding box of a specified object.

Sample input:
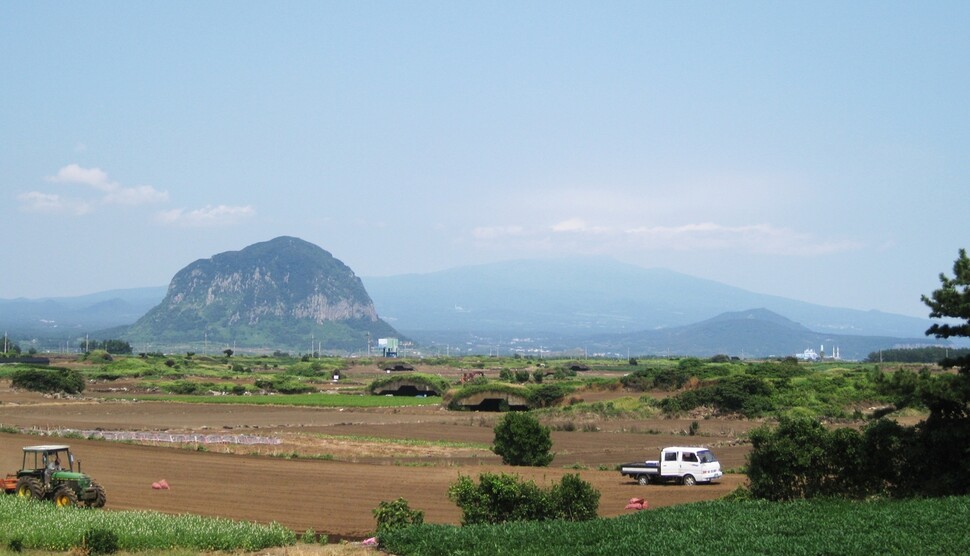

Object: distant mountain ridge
[124,237,398,351]
[584,308,939,360]
[0,254,945,358]
[0,287,165,338]
[362,258,932,338]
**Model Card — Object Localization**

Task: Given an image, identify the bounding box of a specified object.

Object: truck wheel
[85,482,106,508]
[682,474,696,486]
[15,477,43,500]
[637,474,650,485]
[53,485,78,508]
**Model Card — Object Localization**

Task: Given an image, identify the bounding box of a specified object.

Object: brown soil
[0,377,753,540]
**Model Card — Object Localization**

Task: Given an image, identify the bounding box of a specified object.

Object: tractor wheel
[15,477,43,500]
[85,482,107,508]
[53,485,78,508]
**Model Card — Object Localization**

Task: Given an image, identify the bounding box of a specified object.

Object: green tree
[912,249,970,495]
[492,411,553,466]
[747,417,830,501]
[549,473,600,521]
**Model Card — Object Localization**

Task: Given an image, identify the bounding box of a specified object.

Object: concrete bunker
[454,390,529,412]
[372,377,444,397]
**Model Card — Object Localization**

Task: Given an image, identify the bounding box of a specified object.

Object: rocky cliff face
[126,236,399,351]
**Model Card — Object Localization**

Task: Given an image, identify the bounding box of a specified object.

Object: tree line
[749,249,970,499]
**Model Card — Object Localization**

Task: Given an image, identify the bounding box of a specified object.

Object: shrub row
[749,415,970,499]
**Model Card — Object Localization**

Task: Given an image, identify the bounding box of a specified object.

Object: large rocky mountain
[124,237,398,352]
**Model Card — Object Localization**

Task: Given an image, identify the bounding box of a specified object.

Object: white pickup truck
[620,446,723,486]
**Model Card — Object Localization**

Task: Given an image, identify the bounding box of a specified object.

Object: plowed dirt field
[0,378,753,539]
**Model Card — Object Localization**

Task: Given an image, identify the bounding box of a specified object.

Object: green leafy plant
[373,497,424,534]
[548,473,599,521]
[492,411,553,466]
[81,528,119,555]
[447,472,598,525]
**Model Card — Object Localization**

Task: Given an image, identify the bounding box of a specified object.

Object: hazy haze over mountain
[363,258,933,339]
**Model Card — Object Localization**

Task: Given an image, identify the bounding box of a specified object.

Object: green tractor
[11,445,106,508]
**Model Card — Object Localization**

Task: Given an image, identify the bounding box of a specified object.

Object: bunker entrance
[467,398,528,412]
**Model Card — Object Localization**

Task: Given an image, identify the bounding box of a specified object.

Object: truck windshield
[698,450,717,463]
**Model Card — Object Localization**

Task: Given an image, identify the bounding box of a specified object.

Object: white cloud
[156,205,255,227]
[470,218,862,258]
[624,222,862,255]
[38,164,168,207]
[104,184,169,205]
[17,191,92,215]
[49,163,112,190]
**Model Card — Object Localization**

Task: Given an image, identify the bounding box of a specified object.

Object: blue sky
[2,1,968,318]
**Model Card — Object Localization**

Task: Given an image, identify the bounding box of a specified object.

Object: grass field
[379,496,970,555]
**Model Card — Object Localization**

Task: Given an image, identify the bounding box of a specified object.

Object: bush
[747,416,918,500]
[11,367,85,394]
[619,368,657,391]
[492,412,553,466]
[548,473,599,521]
[448,472,599,525]
[660,375,774,417]
[373,497,425,534]
[747,417,830,500]
[527,384,568,408]
[164,381,211,395]
[81,528,119,555]
[448,473,548,525]
[653,368,691,390]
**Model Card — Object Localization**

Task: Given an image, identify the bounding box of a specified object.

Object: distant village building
[794,345,841,361]
[378,337,399,357]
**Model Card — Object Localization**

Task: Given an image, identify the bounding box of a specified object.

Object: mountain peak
[701,308,807,330]
[127,238,398,351]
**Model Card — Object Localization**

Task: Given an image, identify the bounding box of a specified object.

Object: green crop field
[0,495,294,552]
[379,496,970,555]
